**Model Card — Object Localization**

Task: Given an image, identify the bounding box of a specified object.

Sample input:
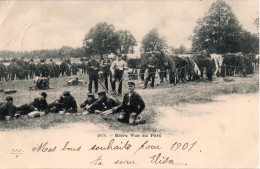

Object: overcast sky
[0,0,258,51]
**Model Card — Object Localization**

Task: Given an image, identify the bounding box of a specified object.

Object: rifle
[97,78,121,115]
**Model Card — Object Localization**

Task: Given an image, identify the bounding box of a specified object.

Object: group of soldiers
[87,53,128,95]
[0,52,163,125]
[0,81,145,125]
[88,51,159,95]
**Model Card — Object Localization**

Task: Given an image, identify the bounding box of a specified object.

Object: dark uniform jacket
[146,56,159,72]
[100,59,112,74]
[80,98,98,108]
[91,96,120,110]
[17,97,48,115]
[57,95,77,110]
[87,59,100,76]
[30,98,48,112]
[0,102,17,119]
[117,91,145,114]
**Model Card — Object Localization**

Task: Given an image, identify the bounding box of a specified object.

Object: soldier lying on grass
[17,92,48,116]
[49,91,77,114]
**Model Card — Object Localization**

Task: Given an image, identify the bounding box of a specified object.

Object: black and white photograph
[0,0,259,168]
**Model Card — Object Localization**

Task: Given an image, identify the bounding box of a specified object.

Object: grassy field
[0,72,258,132]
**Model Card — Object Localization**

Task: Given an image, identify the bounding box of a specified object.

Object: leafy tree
[141,28,167,52]
[239,30,259,54]
[0,47,86,60]
[72,47,85,58]
[83,22,119,59]
[59,46,74,58]
[192,0,242,53]
[116,30,137,55]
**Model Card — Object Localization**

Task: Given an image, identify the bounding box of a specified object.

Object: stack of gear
[34,76,49,89]
[66,77,84,86]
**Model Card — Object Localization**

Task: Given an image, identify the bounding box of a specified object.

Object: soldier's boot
[143,81,148,89]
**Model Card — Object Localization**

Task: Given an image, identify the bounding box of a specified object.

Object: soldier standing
[30,57,34,62]
[100,54,112,91]
[143,51,159,89]
[110,54,128,95]
[87,55,100,93]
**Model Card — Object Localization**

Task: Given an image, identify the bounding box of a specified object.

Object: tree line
[191,0,259,54]
[0,47,86,61]
[0,0,259,61]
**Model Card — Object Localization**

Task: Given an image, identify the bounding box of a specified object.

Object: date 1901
[170,141,197,151]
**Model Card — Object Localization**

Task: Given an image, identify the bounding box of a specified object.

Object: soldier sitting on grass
[49,91,77,114]
[0,96,17,120]
[17,92,48,116]
[78,93,98,115]
[83,91,120,114]
[110,81,146,125]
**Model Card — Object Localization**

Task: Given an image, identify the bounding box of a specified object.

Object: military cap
[6,96,13,101]
[98,91,106,96]
[63,91,70,96]
[40,92,47,98]
[87,93,95,98]
[128,81,135,86]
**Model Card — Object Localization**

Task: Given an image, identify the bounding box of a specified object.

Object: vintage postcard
[0,0,259,168]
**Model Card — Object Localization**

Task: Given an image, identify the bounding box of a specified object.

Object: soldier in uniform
[66,58,71,64]
[143,51,159,89]
[49,91,77,114]
[17,92,48,115]
[87,55,100,93]
[30,57,34,62]
[100,54,112,91]
[112,82,145,125]
[84,91,120,114]
[241,56,247,78]
[80,93,98,113]
[110,54,128,95]
[0,96,17,120]
[206,58,217,81]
